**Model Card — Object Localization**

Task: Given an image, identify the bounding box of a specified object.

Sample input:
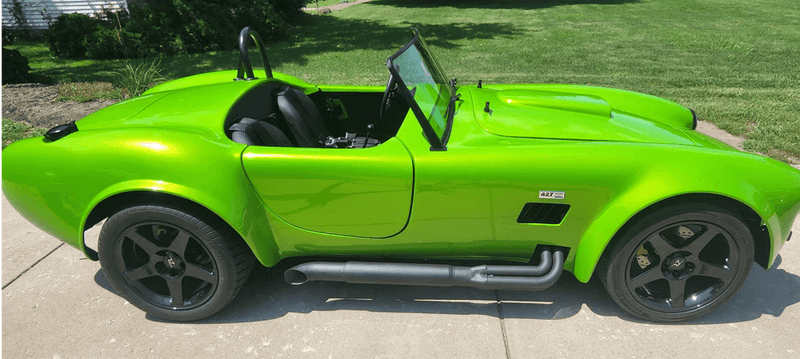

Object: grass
[6,0,800,160]
[2,119,47,148]
[55,82,123,102]
[304,0,350,9]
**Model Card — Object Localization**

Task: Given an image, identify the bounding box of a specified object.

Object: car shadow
[93,255,799,324]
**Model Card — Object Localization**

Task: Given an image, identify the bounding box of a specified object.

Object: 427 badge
[539,191,565,200]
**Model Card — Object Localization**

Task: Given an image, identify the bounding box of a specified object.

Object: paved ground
[3,122,800,358]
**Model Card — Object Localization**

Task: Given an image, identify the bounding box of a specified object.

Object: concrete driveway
[3,193,799,358]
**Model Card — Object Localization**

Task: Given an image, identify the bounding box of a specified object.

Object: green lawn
[7,0,800,159]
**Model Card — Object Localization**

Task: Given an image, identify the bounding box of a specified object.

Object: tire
[98,205,255,321]
[599,204,754,322]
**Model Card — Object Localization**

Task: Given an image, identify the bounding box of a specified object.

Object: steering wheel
[379,74,398,119]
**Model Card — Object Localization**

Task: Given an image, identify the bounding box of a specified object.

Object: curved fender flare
[79,179,281,267]
[572,186,778,284]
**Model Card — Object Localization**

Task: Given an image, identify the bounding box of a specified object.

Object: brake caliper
[677,225,695,240]
[636,246,651,269]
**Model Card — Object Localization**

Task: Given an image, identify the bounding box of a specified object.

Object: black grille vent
[517,203,570,224]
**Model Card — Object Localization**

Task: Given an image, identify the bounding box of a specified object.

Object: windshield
[387,30,453,149]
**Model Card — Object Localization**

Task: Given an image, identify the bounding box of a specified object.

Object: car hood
[469,85,701,146]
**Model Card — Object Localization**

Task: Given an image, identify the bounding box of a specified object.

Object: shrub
[124,4,180,57]
[45,13,98,58]
[161,0,298,53]
[2,47,32,84]
[45,0,306,60]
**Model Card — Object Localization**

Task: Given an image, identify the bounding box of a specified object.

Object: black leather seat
[276,87,331,147]
[229,118,292,147]
[231,87,380,148]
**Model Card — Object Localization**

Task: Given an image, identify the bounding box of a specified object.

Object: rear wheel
[600,204,754,322]
[99,205,254,321]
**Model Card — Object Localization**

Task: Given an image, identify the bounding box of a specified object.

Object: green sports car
[4,28,800,322]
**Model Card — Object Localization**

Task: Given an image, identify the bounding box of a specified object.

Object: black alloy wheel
[114,222,218,310]
[99,205,254,321]
[601,204,754,322]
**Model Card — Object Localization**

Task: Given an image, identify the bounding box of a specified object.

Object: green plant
[2,119,46,148]
[43,1,306,60]
[117,56,163,98]
[124,3,179,57]
[8,0,27,28]
[2,47,32,84]
[45,13,98,58]
[85,26,129,60]
[167,0,292,53]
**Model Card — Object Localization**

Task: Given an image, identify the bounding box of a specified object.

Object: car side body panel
[242,138,415,238]
[3,76,799,283]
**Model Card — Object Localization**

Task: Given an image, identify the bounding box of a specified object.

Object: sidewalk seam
[495,290,512,359]
[2,243,64,290]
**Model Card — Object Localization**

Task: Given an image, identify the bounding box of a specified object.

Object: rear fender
[2,128,282,267]
[80,179,281,266]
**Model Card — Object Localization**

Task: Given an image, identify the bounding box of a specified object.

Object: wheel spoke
[168,231,191,256]
[628,266,663,288]
[684,227,721,254]
[123,264,156,282]
[184,263,216,284]
[696,260,733,281]
[166,278,184,307]
[646,232,677,257]
[124,229,161,255]
[668,278,687,308]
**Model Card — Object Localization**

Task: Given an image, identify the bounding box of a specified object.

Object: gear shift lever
[363,124,375,148]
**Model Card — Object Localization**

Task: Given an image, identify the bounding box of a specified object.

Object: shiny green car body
[3,29,800,321]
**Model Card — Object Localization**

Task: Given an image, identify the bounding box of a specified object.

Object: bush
[2,47,32,84]
[151,0,300,53]
[45,13,97,58]
[45,0,306,60]
[124,4,180,57]
[85,26,124,59]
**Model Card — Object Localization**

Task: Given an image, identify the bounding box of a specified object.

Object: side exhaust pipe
[284,250,564,291]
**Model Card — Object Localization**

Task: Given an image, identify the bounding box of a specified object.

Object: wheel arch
[80,186,281,267]
[83,191,231,259]
[573,193,770,283]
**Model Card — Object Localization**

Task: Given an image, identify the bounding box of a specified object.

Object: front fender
[572,148,800,283]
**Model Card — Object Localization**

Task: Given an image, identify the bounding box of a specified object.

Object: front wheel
[99,205,254,321]
[600,204,754,322]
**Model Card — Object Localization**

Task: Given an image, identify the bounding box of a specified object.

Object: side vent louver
[517,203,570,224]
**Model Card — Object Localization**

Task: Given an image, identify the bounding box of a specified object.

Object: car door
[241,138,414,238]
